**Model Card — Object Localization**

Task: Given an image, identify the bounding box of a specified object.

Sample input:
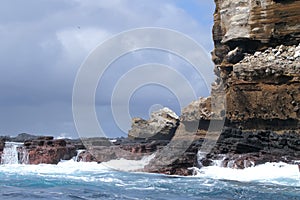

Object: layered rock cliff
[145,0,300,175]
[212,0,300,65]
[212,0,300,130]
[1,0,299,175]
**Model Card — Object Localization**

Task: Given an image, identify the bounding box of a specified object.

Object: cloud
[0,0,215,138]
[57,27,111,64]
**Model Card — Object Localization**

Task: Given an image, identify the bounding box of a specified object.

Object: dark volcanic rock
[209,128,300,169]
[144,124,202,176]
[0,138,4,163]
[66,138,85,150]
[0,139,4,152]
[78,137,169,163]
[145,127,300,175]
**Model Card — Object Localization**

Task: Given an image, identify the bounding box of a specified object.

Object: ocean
[0,159,300,200]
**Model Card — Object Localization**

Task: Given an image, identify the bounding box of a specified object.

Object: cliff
[1,0,299,175]
[212,0,300,65]
[145,0,300,175]
[212,0,300,130]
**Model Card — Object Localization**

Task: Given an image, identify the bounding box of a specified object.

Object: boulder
[128,107,179,140]
[76,151,97,162]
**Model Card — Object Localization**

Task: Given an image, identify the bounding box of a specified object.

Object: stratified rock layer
[212,0,300,65]
[212,0,300,130]
[145,0,300,175]
[225,44,300,129]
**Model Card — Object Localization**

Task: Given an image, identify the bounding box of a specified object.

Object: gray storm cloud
[0,0,214,138]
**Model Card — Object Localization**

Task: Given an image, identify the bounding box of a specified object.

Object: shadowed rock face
[78,137,170,163]
[145,128,300,175]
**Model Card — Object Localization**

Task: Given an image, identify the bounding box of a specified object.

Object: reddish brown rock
[25,137,76,164]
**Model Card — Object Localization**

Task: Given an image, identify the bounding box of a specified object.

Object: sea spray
[193,162,300,186]
[196,150,206,168]
[1,142,28,164]
[74,149,86,162]
[101,153,156,171]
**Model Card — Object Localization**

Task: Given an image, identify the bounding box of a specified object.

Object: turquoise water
[0,160,299,199]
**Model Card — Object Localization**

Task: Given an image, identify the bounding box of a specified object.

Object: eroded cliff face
[145,0,300,175]
[212,0,300,130]
[212,0,300,65]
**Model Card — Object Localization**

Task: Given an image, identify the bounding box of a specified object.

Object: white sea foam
[194,162,300,186]
[0,153,155,176]
[1,142,28,164]
[101,153,156,171]
[0,156,299,186]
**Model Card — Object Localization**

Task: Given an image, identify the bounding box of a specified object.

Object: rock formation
[145,0,300,175]
[212,0,300,65]
[0,138,4,163]
[212,0,300,130]
[24,136,77,164]
[1,1,300,176]
[128,107,180,140]
[80,137,168,163]
[206,0,300,167]
[209,128,300,168]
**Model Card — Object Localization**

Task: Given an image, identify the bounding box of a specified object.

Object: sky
[0,0,215,138]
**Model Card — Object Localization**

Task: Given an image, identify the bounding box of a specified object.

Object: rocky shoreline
[1,0,300,175]
[1,125,299,176]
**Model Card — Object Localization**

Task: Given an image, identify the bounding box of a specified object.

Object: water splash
[1,142,28,164]
[196,150,208,168]
[74,149,86,162]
